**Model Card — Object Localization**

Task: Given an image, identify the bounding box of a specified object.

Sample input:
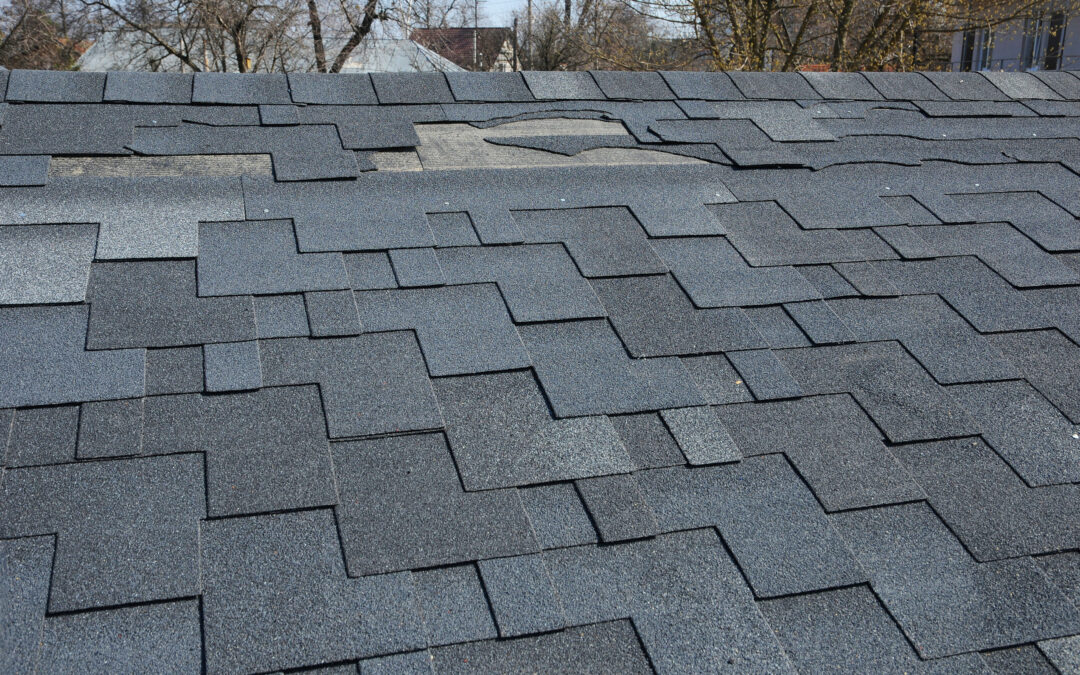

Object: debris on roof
[2,68,1080,673]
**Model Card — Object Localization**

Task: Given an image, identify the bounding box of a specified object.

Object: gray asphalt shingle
[5,70,1080,673]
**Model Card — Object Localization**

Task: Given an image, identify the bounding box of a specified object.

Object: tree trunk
[307,0,326,72]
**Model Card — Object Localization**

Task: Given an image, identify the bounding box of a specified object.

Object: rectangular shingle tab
[193,72,290,104]
[105,72,192,103]
[7,70,105,102]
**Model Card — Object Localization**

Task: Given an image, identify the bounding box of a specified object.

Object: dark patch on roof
[3,69,1080,672]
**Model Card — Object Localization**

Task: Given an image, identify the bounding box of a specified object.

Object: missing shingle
[411,120,705,171]
[48,154,273,178]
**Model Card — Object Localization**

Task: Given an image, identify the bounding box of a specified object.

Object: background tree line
[1,0,1077,72]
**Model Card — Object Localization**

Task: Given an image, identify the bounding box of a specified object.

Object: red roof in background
[411,27,514,71]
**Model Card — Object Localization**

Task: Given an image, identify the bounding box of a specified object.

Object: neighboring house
[77,32,463,72]
[951,9,1080,70]
[411,27,517,71]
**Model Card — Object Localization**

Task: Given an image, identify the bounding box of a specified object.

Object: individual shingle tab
[923,72,1011,101]
[1,536,52,674]
[260,332,442,438]
[801,72,882,100]
[863,71,948,100]
[0,155,49,186]
[288,72,377,104]
[522,71,604,99]
[87,260,255,349]
[745,305,811,348]
[333,434,537,575]
[761,585,988,675]
[243,175,435,253]
[983,71,1062,99]
[0,305,145,408]
[431,620,652,673]
[542,530,795,672]
[389,247,445,287]
[198,220,348,296]
[6,69,104,102]
[949,380,1080,486]
[638,455,865,598]
[0,223,97,305]
[577,473,659,542]
[518,482,597,549]
[355,285,528,377]
[829,295,1019,384]
[717,395,923,511]
[610,413,686,469]
[203,340,262,392]
[254,294,310,338]
[1033,70,1080,98]
[652,236,820,307]
[777,341,978,443]
[785,300,855,344]
[947,190,1080,252]
[5,405,79,467]
[512,206,666,277]
[38,600,202,674]
[104,71,192,103]
[680,354,754,404]
[438,244,605,321]
[832,502,1080,658]
[371,72,453,104]
[710,200,896,266]
[447,72,535,101]
[590,70,676,100]
[729,71,820,100]
[77,398,144,459]
[145,346,204,395]
[660,405,741,465]
[0,453,204,612]
[0,177,244,259]
[727,349,803,400]
[192,72,290,103]
[129,122,359,181]
[660,71,744,100]
[478,554,567,637]
[1038,638,1080,674]
[344,252,398,290]
[427,211,480,247]
[990,330,1080,423]
[520,319,704,417]
[413,565,496,646]
[305,289,362,337]
[592,274,764,357]
[201,509,426,674]
[434,370,633,490]
[896,438,1080,562]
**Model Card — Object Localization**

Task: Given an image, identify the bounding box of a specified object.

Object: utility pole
[526,0,532,69]
[473,0,479,70]
[513,18,519,71]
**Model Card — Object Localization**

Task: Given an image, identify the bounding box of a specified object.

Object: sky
[482,0,527,28]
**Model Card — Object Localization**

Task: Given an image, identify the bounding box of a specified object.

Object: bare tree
[619,0,1080,71]
[78,0,388,72]
[0,0,94,69]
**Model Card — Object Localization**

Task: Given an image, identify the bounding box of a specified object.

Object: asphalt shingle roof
[2,68,1080,673]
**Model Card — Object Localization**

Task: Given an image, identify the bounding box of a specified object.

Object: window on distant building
[1021,17,1046,70]
[1045,12,1067,70]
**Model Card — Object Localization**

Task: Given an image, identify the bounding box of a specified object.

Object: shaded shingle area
[4,70,1080,673]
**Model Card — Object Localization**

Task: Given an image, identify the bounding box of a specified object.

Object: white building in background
[950,9,1080,71]
[77,32,463,73]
